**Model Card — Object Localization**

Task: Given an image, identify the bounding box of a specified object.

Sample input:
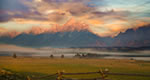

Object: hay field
[0,57,150,80]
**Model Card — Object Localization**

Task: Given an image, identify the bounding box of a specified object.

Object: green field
[0,57,150,80]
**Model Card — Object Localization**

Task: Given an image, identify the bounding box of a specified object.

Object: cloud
[63,3,94,16]
[0,27,8,33]
[0,0,48,23]
[88,17,150,37]
[0,0,150,37]
[0,0,31,22]
[0,11,12,22]
[43,0,90,3]
[0,18,90,37]
[47,11,70,24]
[2,17,150,38]
[0,27,21,37]
[0,0,29,11]
[87,19,104,25]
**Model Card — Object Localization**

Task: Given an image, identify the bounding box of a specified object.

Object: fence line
[62,71,150,77]
[62,72,99,75]
[28,69,150,80]
[105,72,150,77]
[62,77,111,80]
[62,72,150,77]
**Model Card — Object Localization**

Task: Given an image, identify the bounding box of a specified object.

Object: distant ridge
[0,25,150,48]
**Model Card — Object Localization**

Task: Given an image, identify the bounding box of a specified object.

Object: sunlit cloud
[0,0,150,37]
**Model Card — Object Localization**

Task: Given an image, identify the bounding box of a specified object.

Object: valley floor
[0,57,150,80]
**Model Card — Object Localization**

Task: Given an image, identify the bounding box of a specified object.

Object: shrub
[74,53,81,57]
[50,54,54,58]
[61,54,64,58]
[13,53,17,58]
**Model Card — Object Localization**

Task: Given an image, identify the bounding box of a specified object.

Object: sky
[0,0,150,37]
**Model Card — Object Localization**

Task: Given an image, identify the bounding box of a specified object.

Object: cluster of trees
[74,53,103,58]
[12,53,101,58]
[74,53,87,58]
[12,53,65,58]
[49,54,64,58]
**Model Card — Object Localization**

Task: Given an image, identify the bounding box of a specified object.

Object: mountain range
[0,24,150,48]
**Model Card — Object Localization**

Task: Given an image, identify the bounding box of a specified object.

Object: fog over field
[0,44,150,61]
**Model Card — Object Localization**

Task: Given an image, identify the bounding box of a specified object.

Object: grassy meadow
[0,57,150,80]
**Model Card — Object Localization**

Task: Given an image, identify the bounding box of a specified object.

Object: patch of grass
[0,57,150,80]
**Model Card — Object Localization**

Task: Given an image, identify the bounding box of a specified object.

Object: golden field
[0,57,150,80]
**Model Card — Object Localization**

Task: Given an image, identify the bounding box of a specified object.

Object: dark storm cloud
[44,0,88,3]
[13,12,47,21]
[43,0,106,5]
[0,0,30,22]
[42,0,103,17]
[0,10,46,22]
[0,0,48,22]
[65,3,95,16]
[0,0,29,11]
[0,11,12,22]
[0,0,108,22]
[90,10,131,19]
